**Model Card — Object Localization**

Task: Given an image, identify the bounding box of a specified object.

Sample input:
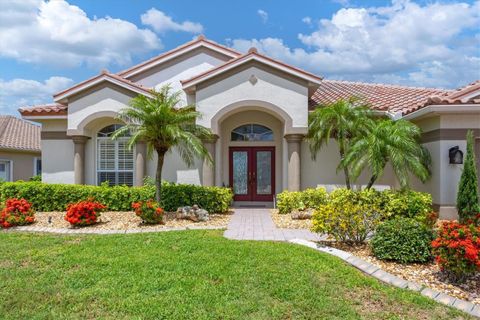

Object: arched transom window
[97,124,134,186]
[231,124,273,141]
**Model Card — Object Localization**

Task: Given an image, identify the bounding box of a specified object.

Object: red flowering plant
[132,200,164,224]
[431,219,480,279]
[0,198,35,228]
[64,200,106,227]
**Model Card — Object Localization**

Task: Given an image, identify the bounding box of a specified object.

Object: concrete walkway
[224,208,325,241]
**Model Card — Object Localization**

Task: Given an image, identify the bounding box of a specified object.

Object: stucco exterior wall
[41,139,74,184]
[300,140,397,190]
[0,151,40,181]
[195,66,309,134]
[131,49,229,105]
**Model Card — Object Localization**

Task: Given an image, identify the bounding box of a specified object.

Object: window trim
[231,124,274,142]
[95,135,136,186]
[33,156,41,177]
[0,159,13,182]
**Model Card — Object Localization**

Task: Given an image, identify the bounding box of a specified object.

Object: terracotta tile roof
[310,80,452,116]
[425,80,480,106]
[19,103,67,116]
[0,116,40,152]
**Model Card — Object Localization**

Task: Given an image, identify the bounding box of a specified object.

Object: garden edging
[289,238,480,318]
[1,225,224,234]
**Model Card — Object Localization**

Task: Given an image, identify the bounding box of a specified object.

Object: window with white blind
[96,124,134,186]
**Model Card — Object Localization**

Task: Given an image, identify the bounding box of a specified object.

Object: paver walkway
[224,208,326,241]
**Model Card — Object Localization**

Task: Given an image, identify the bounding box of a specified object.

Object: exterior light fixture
[449,146,463,164]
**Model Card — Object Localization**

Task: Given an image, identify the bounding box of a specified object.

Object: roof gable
[53,71,152,103]
[181,48,323,92]
[118,35,241,79]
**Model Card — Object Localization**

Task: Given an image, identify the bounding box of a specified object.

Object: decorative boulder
[291,209,313,220]
[176,205,209,222]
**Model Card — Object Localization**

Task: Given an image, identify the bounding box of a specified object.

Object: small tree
[307,98,373,189]
[114,85,212,203]
[456,130,480,222]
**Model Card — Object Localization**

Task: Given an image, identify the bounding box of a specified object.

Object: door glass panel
[256,151,272,195]
[233,151,248,195]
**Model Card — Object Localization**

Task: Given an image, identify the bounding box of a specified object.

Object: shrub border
[289,239,480,318]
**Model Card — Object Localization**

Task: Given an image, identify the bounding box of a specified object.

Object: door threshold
[233,201,274,208]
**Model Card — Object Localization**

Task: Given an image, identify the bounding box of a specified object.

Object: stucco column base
[285,134,304,191]
[72,136,89,185]
[135,141,147,187]
[202,135,219,187]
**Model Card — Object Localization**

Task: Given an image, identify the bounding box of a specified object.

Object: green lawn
[0,230,471,319]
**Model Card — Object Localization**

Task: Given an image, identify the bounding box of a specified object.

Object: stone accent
[284,134,304,191]
[71,135,89,184]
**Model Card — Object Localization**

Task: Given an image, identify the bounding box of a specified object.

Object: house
[19,36,480,219]
[0,116,41,181]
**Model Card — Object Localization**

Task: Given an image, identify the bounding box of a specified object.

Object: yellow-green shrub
[276,187,327,214]
[382,190,434,226]
[312,188,387,243]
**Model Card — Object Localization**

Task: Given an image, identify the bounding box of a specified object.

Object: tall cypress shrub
[456,130,480,222]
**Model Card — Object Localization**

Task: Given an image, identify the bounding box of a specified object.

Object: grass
[0,230,472,319]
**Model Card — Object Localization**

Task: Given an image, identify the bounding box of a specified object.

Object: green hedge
[277,187,328,214]
[0,182,233,213]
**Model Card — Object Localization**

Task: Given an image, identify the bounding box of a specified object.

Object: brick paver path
[224,208,326,241]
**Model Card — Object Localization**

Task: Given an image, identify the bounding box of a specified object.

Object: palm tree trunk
[366,175,377,189]
[155,149,165,203]
[338,140,351,189]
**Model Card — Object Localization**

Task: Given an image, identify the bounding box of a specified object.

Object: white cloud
[0,77,73,114]
[231,1,480,88]
[257,9,268,24]
[0,0,161,68]
[302,17,312,25]
[141,8,203,34]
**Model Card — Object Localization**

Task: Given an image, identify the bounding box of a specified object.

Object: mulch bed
[270,210,312,229]
[31,211,232,231]
[321,241,480,305]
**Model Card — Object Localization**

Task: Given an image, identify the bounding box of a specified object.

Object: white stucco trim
[22,115,67,120]
[182,53,322,91]
[403,104,480,120]
[54,74,153,103]
[67,110,120,136]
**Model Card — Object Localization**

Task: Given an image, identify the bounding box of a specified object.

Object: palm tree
[113,85,213,203]
[307,98,373,189]
[342,119,431,189]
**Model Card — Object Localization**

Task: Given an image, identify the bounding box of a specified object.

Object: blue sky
[0,0,479,115]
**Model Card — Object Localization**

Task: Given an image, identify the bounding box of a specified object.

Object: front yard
[0,230,471,319]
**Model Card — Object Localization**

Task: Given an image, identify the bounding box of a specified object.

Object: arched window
[96,124,134,186]
[231,124,273,141]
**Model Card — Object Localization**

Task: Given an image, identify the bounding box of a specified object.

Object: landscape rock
[176,205,210,222]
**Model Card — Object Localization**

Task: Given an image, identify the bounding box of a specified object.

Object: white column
[72,135,89,185]
[285,134,304,191]
[202,135,218,186]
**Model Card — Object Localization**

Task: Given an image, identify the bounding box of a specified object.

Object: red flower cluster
[132,200,164,224]
[432,220,480,277]
[0,198,35,228]
[64,200,106,227]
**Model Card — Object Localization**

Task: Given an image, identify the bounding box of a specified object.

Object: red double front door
[229,147,275,201]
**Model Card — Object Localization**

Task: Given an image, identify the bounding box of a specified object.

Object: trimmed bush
[132,200,164,224]
[432,220,480,278]
[276,187,327,214]
[311,188,386,244]
[371,217,433,263]
[0,181,232,213]
[0,198,35,228]
[65,200,106,226]
[382,190,435,227]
